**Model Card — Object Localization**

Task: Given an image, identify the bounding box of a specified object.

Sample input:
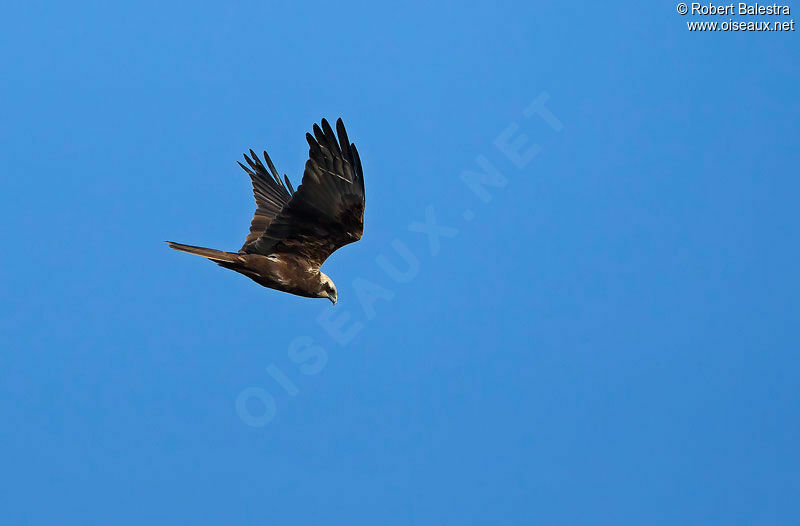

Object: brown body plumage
[167,118,365,304]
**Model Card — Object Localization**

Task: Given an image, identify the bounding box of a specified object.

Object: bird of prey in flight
[167,118,364,305]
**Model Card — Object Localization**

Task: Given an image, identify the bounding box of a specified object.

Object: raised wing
[244,118,365,268]
[237,149,295,250]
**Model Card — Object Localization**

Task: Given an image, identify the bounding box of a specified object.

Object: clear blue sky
[2,1,798,524]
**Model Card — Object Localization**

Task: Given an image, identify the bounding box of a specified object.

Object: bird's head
[319,273,338,305]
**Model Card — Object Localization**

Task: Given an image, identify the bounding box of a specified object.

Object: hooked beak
[328,294,337,305]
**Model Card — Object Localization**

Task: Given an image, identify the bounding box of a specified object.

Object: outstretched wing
[237,149,295,250]
[244,118,365,268]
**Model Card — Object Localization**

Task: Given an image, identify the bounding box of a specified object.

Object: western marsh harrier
[167,118,364,304]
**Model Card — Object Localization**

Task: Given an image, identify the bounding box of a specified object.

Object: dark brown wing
[243,118,365,268]
[237,149,295,250]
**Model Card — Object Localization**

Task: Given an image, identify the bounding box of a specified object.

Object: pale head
[318,272,338,305]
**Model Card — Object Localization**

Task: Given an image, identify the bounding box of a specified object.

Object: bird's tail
[166,241,239,263]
